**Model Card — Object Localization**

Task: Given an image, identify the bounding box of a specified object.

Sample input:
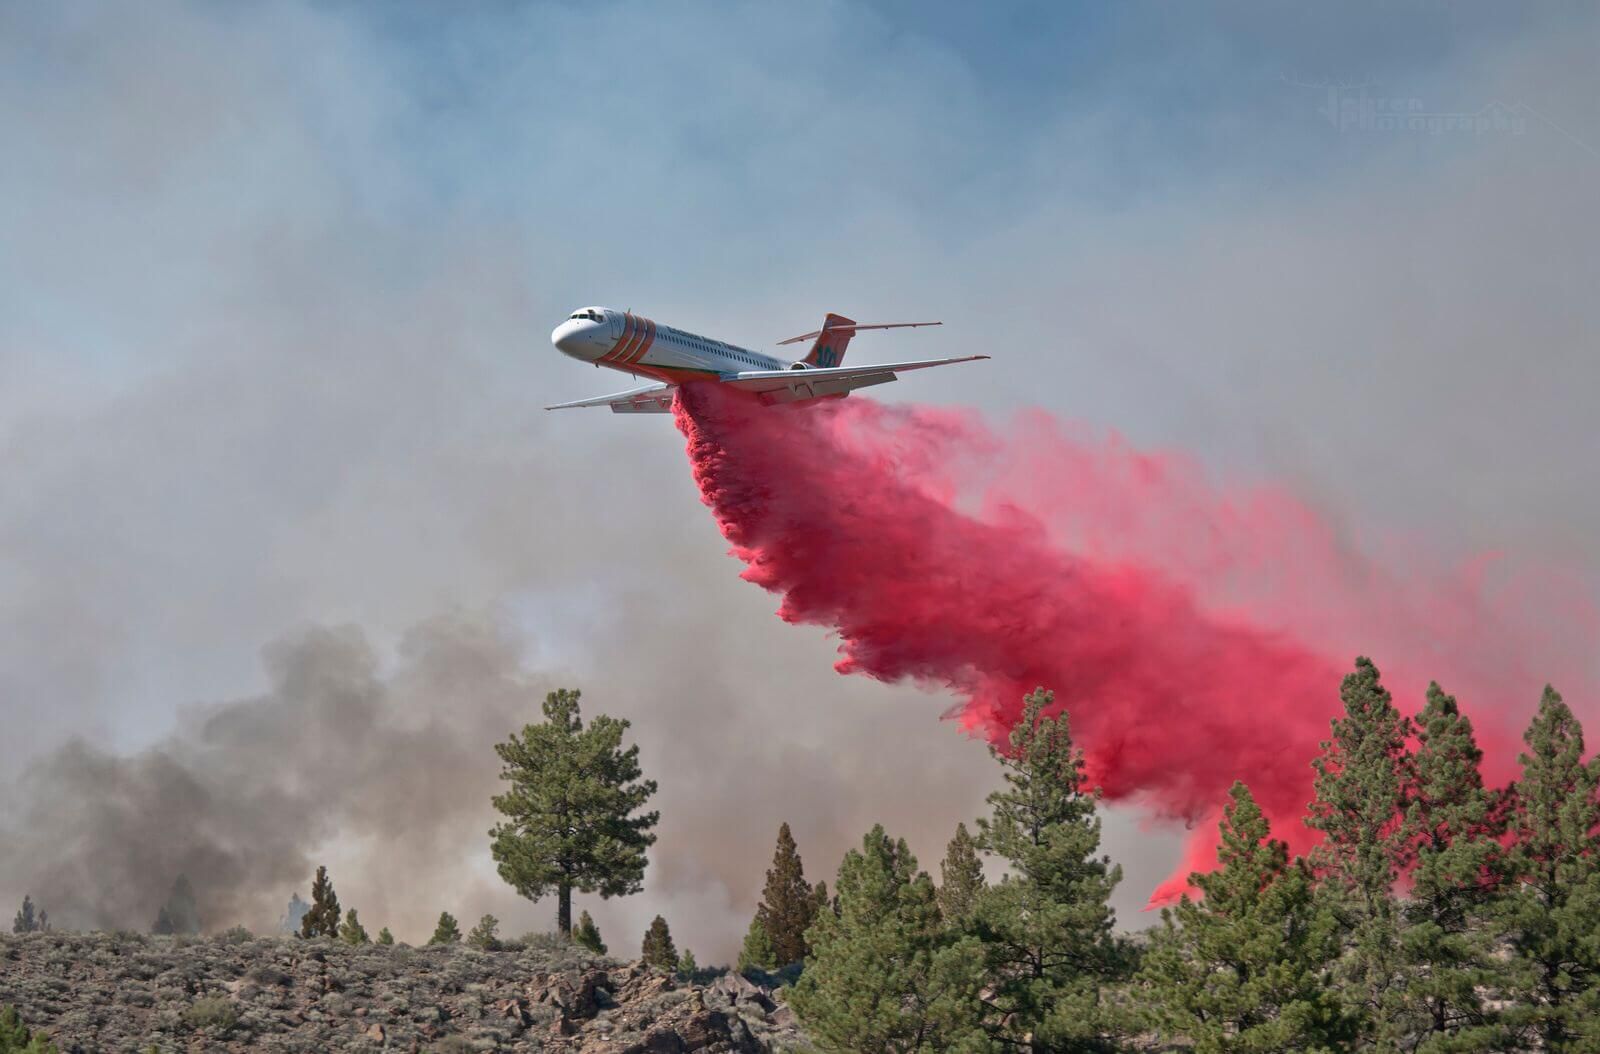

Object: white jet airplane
[547,307,986,412]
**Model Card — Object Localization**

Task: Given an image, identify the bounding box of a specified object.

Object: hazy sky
[2,1,1596,958]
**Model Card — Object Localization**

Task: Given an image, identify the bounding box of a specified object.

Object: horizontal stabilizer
[545,382,676,413]
[776,320,943,346]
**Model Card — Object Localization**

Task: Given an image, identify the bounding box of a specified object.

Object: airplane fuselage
[552,306,801,386]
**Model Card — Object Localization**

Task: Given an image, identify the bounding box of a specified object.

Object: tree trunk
[558,884,572,937]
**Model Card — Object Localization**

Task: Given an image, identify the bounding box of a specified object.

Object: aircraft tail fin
[802,313,856,368]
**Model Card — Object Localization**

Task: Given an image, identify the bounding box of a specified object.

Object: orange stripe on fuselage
[601,313,638,363]
[623,318,656,365]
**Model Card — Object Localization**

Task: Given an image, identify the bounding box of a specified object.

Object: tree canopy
[489,689,658,936]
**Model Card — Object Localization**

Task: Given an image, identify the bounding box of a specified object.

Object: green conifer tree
[428,911,462,945]
[754,822,821,965]
[0,1004,59,1053]
[679,948,698,978]
[641,915,679,972]
[738,915,777,973]
[376,927,394,946]
[489,689,659,937]
[467,914,501,950]
[11,896,36,935]
[970,689,1130,1051]
[1306,657,1413,1044]
[1397,682,1511,1050]
[789,825,987,1053]
[160,875,201,935]
[1139,782,1352,1051]
[1497,685,1600,1051]
[937,821,985,924]
[338,908,369,946]
[573,910,606,954]
[300,866,340,939]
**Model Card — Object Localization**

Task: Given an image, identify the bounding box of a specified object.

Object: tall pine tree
[1497,685,1600,1051]
[1139,782,1352,1052]
[789,825,985,1053]
[489,689,659,936]
[970,688,1130,1052]
[1396,682,1510,1050]
[300,866,340,939]
[1306,657,1413,1045]
[754,822,820,965]
[938,821,985,924]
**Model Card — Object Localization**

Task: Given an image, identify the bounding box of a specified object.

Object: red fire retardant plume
[673,384,1597,904]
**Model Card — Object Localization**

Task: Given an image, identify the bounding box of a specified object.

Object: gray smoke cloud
[2,1,1596,959]
[0,616,549,935]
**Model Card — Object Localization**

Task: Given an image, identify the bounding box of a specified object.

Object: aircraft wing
[545,382,676,413]
[720,355,989,402]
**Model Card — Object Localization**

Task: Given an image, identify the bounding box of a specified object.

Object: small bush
[245,965,292,987]
[216,925,253,945]
[182,996,237,1035]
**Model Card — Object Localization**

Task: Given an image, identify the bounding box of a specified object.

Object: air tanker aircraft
[548,308,986,412]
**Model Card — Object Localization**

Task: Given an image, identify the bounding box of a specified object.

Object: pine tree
[429,911,462,945]
[153,875,201,936]
[339,908,369,946]
[753,822,821,965]
[1497,685,1600,1051]
[641,915,679,972]
[11,896,36,935]
[0,1004,59,1053]
[300,866,340,939]
[573,910,606,954]
[467,914,501,950]
[280,893,310,935]
[490,689,659,936]
[970,689,1130,1051]
[938,821,985,923]
[789,825,986,1053]
[738,915,777,973]
[1396,682,1511,1050]
[1139,782,1352,1051]
[376,927,394,946]
[1306,657,1413,1044]
[679,948,698,978]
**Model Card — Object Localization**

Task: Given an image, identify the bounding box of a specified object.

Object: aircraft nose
[552,320,595,360]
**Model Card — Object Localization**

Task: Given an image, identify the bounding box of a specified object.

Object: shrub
[182,996,237,1035]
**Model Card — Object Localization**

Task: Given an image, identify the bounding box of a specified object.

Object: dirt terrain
[0,932,807,1053]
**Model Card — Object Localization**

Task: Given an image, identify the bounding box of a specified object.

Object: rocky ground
[0,932,810,1052]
